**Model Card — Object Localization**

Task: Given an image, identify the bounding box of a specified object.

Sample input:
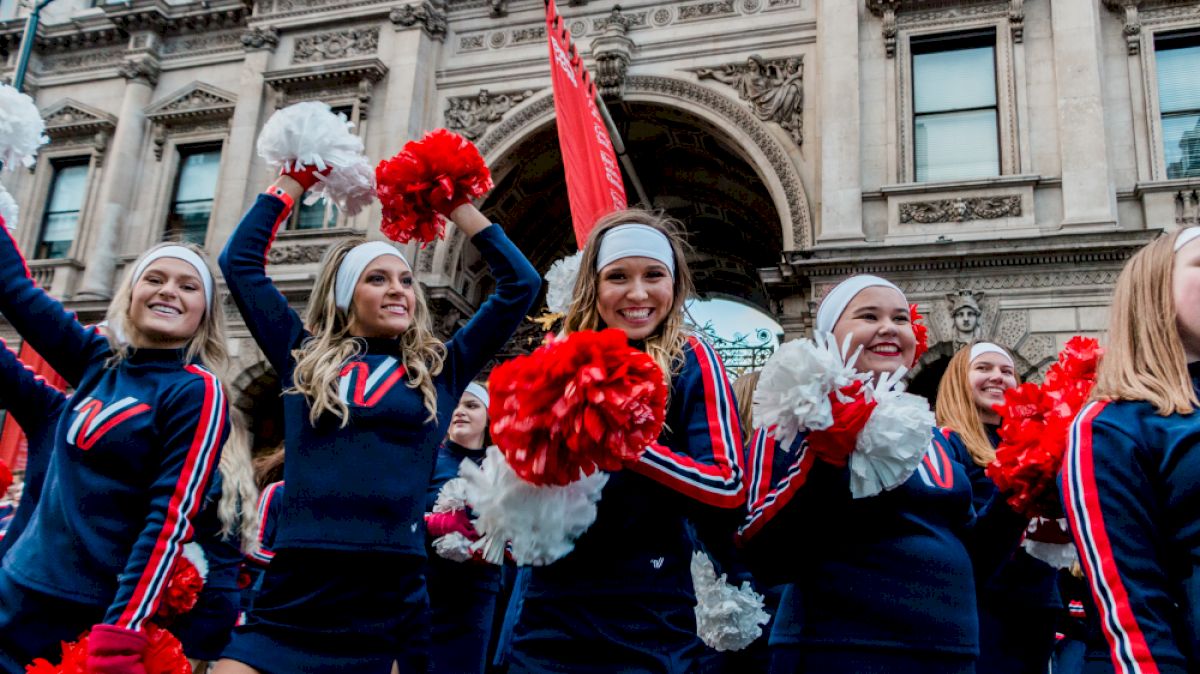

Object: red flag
[545,0,627,247]
[0,343,67,471]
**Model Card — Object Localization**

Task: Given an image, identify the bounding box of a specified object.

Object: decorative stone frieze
[390,2,449,41]
[292,27,379,64]
[241,26,281,52]
[866,0,1025,57]
[267,244,329,265]
[118,57,161,86]
[444,89,536,140]
[678,0,737,22]
[898,195,1022,224]
[695,55,804,146]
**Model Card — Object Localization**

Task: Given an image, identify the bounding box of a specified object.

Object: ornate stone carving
[695,55,804,146]
[293,27,379,64]
[865,0,901,57]
[489,0,508,17]
[41,99,116,164]
[1177,189,1200,226]
[241,26,280,51]
[40,46,125,73]
[1008,0,1024,43]
[945,289,986,349]
[267,244,329,265]
[511,25,546,45]
[867,0,1024,57]
[651,8,672,25]
[444,89,535,140]
[161,29,242,56]
[145,82,237,159]
[591,5,637,99]
[1103,0,1143,54]
[118,57,160,86]
[459,34,486,51]
[898,195,1022,224]
[678,0,737,22]
[594,7,647,32]
[390,2,448,41]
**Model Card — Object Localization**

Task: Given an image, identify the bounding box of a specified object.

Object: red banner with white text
[545,0,627,247]
[0,342,67,472]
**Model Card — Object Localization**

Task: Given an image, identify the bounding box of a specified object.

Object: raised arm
[0,339,68,433]
[218,178,308,376]
[631,336,745,510]
[0,229,108,385]
[1061,402,1192,673]
[102,367,228,632]
[442,204,541,390]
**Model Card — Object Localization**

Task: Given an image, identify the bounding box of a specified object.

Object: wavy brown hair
[935,342,1019,467]
[563,209,694,382]
[1092,230,1198,415]
[290,238,446,426]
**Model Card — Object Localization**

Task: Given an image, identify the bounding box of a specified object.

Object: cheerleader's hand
[282,163,332,192]
[425,509,478,540]
[87,624,148,674]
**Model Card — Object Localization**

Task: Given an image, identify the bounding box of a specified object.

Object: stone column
[75,57,158,300]
[209,27,278,246]
[816,0,864,243]
[1050,0,1118,227]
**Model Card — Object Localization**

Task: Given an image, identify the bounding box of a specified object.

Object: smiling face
[346,255,415,339]
[127,257,206,349]
[448,391,488,449]
[596,256,675,341]
[831,286,916,377]
[968,353,1017,424]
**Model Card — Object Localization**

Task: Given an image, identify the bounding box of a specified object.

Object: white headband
[334,241,411,312]
[596,224,676,276]
[1175,228,1200,252]
[464,382,490,409]
[969,342,1014,367]
[131,246,214,311]
[815,275,905,333]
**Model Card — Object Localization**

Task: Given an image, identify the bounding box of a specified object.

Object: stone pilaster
[817,0,864,243]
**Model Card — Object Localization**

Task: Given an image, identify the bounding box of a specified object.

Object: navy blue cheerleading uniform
[425,440,502,674]
[1060,370,1200,674]
[0,231,229,672]
[219,191,539,673]
[0,340,67,559]
[239,480,283,621]
[506,334,744,674]
[740,424,1023,673]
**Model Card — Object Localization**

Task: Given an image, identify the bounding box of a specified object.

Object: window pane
[915,108,1000,182]
[175,150,221,203]
[295,200,337,230]
[913,46,996,114]
[46,164,87,213]
[168,201,213,244]
[38,163,89,259]
[1164,114,1200,179]
[1156,45,1200,114]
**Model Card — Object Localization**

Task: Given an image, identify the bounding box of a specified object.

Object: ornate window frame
[144,134,229,251]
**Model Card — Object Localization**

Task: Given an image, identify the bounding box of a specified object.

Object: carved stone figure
[946,290,985,348]
[696,54,804,145]
[444,89,534,140]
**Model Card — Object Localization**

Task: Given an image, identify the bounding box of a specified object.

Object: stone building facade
[0,0,1197,440]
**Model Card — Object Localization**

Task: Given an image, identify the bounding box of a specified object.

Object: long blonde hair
[218,410,260,554]
[732,370,761,446]
[936,342,1019,467]
[291,238,446,426]
[1092,230,1199,415]
[563,209,694,381]
[104,242,230,376]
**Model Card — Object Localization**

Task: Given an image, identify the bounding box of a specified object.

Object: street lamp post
[12,0,57,93]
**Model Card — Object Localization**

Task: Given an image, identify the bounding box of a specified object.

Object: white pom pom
[848,368,934,499]
[257,101,365,172]
[310,155,376,217]
[544,251,582,315]
[433,531,476,563]
[753,332,865,449]
[0,85,47,170]
[1021,539,1078,570]
[433,477,470,514]
[182,541,209,581]
[0,184,18,231]
[690,552,769,652]
[459,447,607,566]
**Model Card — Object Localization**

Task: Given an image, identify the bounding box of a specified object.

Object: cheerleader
[1061,228,1200,673]
[936,342,1062,674]
[739,274,1023,674]
[424,382,501,674]
[214,168,539,673]
[505,210,745,674]
[0,341,66,559]
[0,239,231,672]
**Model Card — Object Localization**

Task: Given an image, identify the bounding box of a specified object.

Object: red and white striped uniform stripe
[249,481,284,566]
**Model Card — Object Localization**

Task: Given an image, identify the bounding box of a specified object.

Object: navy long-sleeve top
[0,339,67,559]
[740,426,1001,657]
[523,335,745,599]
[425,440,500,592]
[0,229,229,631]
[1060,366,1200,673]
[220,191,540,554]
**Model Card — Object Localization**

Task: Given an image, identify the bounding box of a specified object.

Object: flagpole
[593,91,651,208]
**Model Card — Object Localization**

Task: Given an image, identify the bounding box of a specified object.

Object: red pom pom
[489,329,669,486]
[910,303,928,366]
[375,129,492,245]
[24,632,89,674]
[986,337,1102,518]
[155,554,204,622]
[0,459,11,496]
[142,624,191,674]
[807,381,877,467]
